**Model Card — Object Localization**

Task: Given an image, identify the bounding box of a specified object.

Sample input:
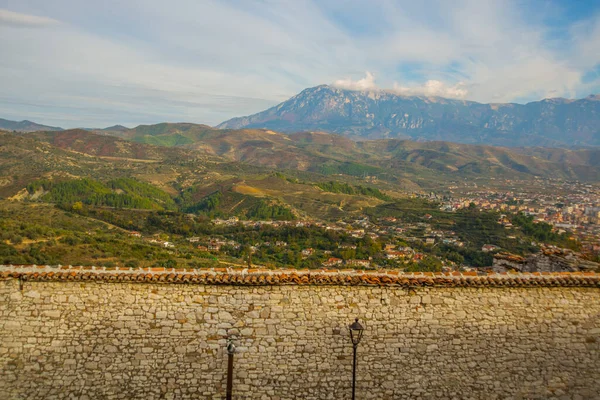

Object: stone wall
[1,266,599,399]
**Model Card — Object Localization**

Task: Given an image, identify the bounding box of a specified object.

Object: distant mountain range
[0,118,62,132]
[217,85,600,147]
[0,118,133,134]
[6,83,600,148]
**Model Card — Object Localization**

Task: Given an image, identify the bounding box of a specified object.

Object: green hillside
[93,123,600,183]
[28,178,176,210]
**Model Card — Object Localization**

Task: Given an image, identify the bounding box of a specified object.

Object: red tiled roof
[0,265,598,288]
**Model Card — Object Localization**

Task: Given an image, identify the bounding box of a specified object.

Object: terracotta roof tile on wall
[0,265,599,288]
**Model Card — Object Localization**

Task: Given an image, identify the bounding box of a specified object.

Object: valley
[0,124,598,272]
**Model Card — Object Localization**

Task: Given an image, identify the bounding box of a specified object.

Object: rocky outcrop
[493,247,600,273]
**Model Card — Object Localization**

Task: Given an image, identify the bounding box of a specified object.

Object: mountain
[102,125,129,131]
[93,122,600,183]
[25,129,204,160]
[217,86,600,147]
[0,118,63,132]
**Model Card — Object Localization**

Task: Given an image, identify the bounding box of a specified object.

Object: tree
[241,244,253,267]
[411,256,442,272]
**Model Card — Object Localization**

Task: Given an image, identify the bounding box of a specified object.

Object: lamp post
[226,337,236,400]
[349,318,364,400]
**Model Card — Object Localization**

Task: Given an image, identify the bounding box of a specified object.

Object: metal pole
[352,344,357,400]
[226,351,234,400]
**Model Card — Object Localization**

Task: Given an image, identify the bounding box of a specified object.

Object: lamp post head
[349,318,364,347]
[226,337,236,355]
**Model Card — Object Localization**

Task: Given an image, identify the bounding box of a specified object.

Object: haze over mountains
[218,85,600,147]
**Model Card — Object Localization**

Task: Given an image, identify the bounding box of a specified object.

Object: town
[438,177,600,255]
[119,179,599,273]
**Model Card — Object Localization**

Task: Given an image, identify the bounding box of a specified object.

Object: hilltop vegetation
[27,178,176,210]
[316,181,391,201]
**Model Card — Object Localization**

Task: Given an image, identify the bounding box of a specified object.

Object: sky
[1,0,600,128]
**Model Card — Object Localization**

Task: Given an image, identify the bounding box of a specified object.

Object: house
[350,229,365,238]
[322,257,343,267]
[129,231,141,237]
[163,242,175,248]
[346,259,371,268]
[482,244,501,252]
[197,245,208,251]
[301,248,314,258]
[386,250,412,260]
[227,240,241,250]
[187,237,200,243]
[208,241,222,252]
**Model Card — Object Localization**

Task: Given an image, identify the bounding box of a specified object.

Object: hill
[96,122,600,183]
[26,129,205,161]
[3,126,599,225]
[0,129,219,200]
[0,118,63,132]
[0,130,388,221]
[217,85,600,147]
[0,129,593,270]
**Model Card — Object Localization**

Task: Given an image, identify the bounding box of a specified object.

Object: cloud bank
[392,80,469,99]
[332,72,469,99]
[332,71,377,91]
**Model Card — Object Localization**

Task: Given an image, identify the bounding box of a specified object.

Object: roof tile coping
[0,265,598,287]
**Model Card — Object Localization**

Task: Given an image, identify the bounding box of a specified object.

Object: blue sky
[1,0,600,128]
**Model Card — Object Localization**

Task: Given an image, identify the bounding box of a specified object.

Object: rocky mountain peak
[217,86,600,147]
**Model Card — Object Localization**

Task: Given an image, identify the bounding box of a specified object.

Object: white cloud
[392,80,469,99]
[0,9,59,28]
[331,73,469,99]
[332,71,377,91]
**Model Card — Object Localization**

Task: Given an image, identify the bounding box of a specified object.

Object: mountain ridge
[217,85,600,147]
[28,123,600,184]
[0,118,63,132]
